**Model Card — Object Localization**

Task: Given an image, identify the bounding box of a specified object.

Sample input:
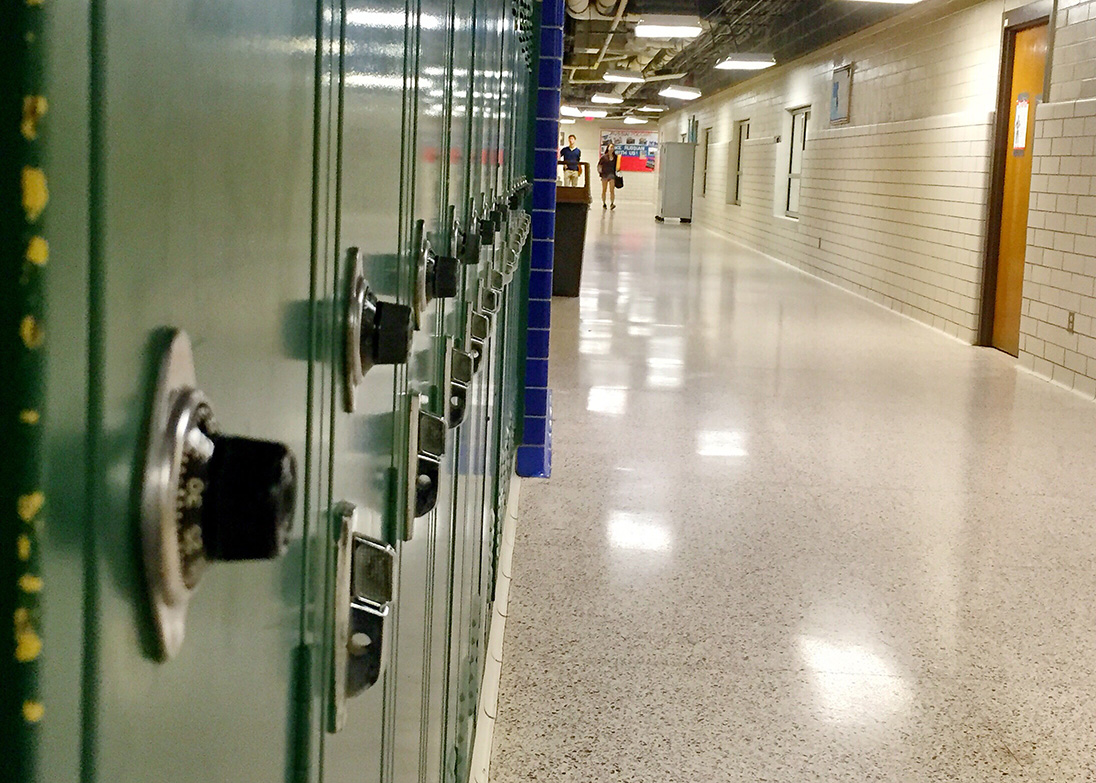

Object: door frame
[977,0,1055,346]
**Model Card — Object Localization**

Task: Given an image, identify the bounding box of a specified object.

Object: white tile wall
[661,0,1005,342]
[1015,0,1096,397]
[1051,0,1096,101]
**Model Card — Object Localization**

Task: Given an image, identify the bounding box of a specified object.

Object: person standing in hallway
[560,135,582,187]
[598,142,619,209]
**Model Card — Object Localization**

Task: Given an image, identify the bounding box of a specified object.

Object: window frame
[785,107,809,218]
[701,126,713,196]
[729,119,749,205]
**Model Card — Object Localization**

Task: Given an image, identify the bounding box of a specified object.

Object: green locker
[9,0,534,779]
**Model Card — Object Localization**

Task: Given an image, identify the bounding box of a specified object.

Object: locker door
[318,0,467,775]
[41,2,326,782]
[318,0,410,779]
[389,0,463,777]
[437,0,480,773]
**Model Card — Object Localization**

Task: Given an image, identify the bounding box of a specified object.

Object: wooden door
[992,22,1047,355]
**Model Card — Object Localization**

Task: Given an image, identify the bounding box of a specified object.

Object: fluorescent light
[844,0,919,3]
[639,105,668,112]
[561,104,607,118]
[715,54,776,70]
[622,116,648,125]
[560,118,576,124]
[604,69,645,83]
[591,93,624,104]
[635,16,703,38]
[658,85,701,101]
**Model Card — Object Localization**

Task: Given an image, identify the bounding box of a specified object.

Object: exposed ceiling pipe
[589,0,630,75]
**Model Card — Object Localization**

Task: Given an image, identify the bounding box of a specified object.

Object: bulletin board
[600,128,658,172]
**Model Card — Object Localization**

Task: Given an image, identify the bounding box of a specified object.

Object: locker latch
[344,248,413,412]
[140,329,298,661]
[403,395,447,540]
[329,502,395,732]
[444,338,474,428]
[480,270,504,315]
[466,309,490,371]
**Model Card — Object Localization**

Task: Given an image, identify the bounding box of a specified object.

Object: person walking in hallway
[598,142,619,209]
[560,135,582,187]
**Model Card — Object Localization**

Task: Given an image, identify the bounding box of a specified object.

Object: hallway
[491,203,1096,781]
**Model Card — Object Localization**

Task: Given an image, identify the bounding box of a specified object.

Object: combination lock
[344,247,413,411]
[141,329,298,660]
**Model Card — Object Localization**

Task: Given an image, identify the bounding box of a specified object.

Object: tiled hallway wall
[1019,0,1096,397]
[661,0,1007,342]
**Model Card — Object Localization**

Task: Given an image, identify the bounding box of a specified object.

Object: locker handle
[402,395,447,541]
[329,502,395,733]
[444,338,474,429]
[466,309,490,371]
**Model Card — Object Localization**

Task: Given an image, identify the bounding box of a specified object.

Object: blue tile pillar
[516,0,563,478]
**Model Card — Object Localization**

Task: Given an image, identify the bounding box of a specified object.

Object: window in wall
[701,127,713,196]
[728,119,749,205]
[786,108,809,217]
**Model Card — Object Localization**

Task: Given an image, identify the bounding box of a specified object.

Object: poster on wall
[600,128,658,172]
[830,63,852,125]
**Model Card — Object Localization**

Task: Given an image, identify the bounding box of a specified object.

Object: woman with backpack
[597,142,620,210]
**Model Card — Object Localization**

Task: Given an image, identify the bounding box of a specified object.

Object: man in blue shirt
[560,135,581,187]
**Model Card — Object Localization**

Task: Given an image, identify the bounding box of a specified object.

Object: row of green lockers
[11,0,537,780]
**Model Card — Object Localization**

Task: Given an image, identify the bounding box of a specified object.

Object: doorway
[983,6,1050,355]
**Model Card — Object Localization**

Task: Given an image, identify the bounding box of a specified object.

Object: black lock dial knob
[478,217,495,246]
[368,300,413,365]
[201,436,297,561]
[428,255,461,299]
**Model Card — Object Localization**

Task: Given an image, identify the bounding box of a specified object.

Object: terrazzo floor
[490,202,1096,781]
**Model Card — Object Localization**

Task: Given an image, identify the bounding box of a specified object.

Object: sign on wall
[600,128,658,172]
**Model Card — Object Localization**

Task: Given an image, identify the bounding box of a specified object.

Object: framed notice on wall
[600,128,658,172]
[830,63,852,125]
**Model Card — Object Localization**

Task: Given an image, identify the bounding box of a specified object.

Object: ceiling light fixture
[591,93,624,104]
[622,116,649,125]
[658,85,702,101]
[634,15,703,38]
[715,54,776,70]
[844,0,920,3]
[560,118,576,124]
[560,105,581,117]
[643,72,688,82]
[639,105,668,112]
[603,69,646,83]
